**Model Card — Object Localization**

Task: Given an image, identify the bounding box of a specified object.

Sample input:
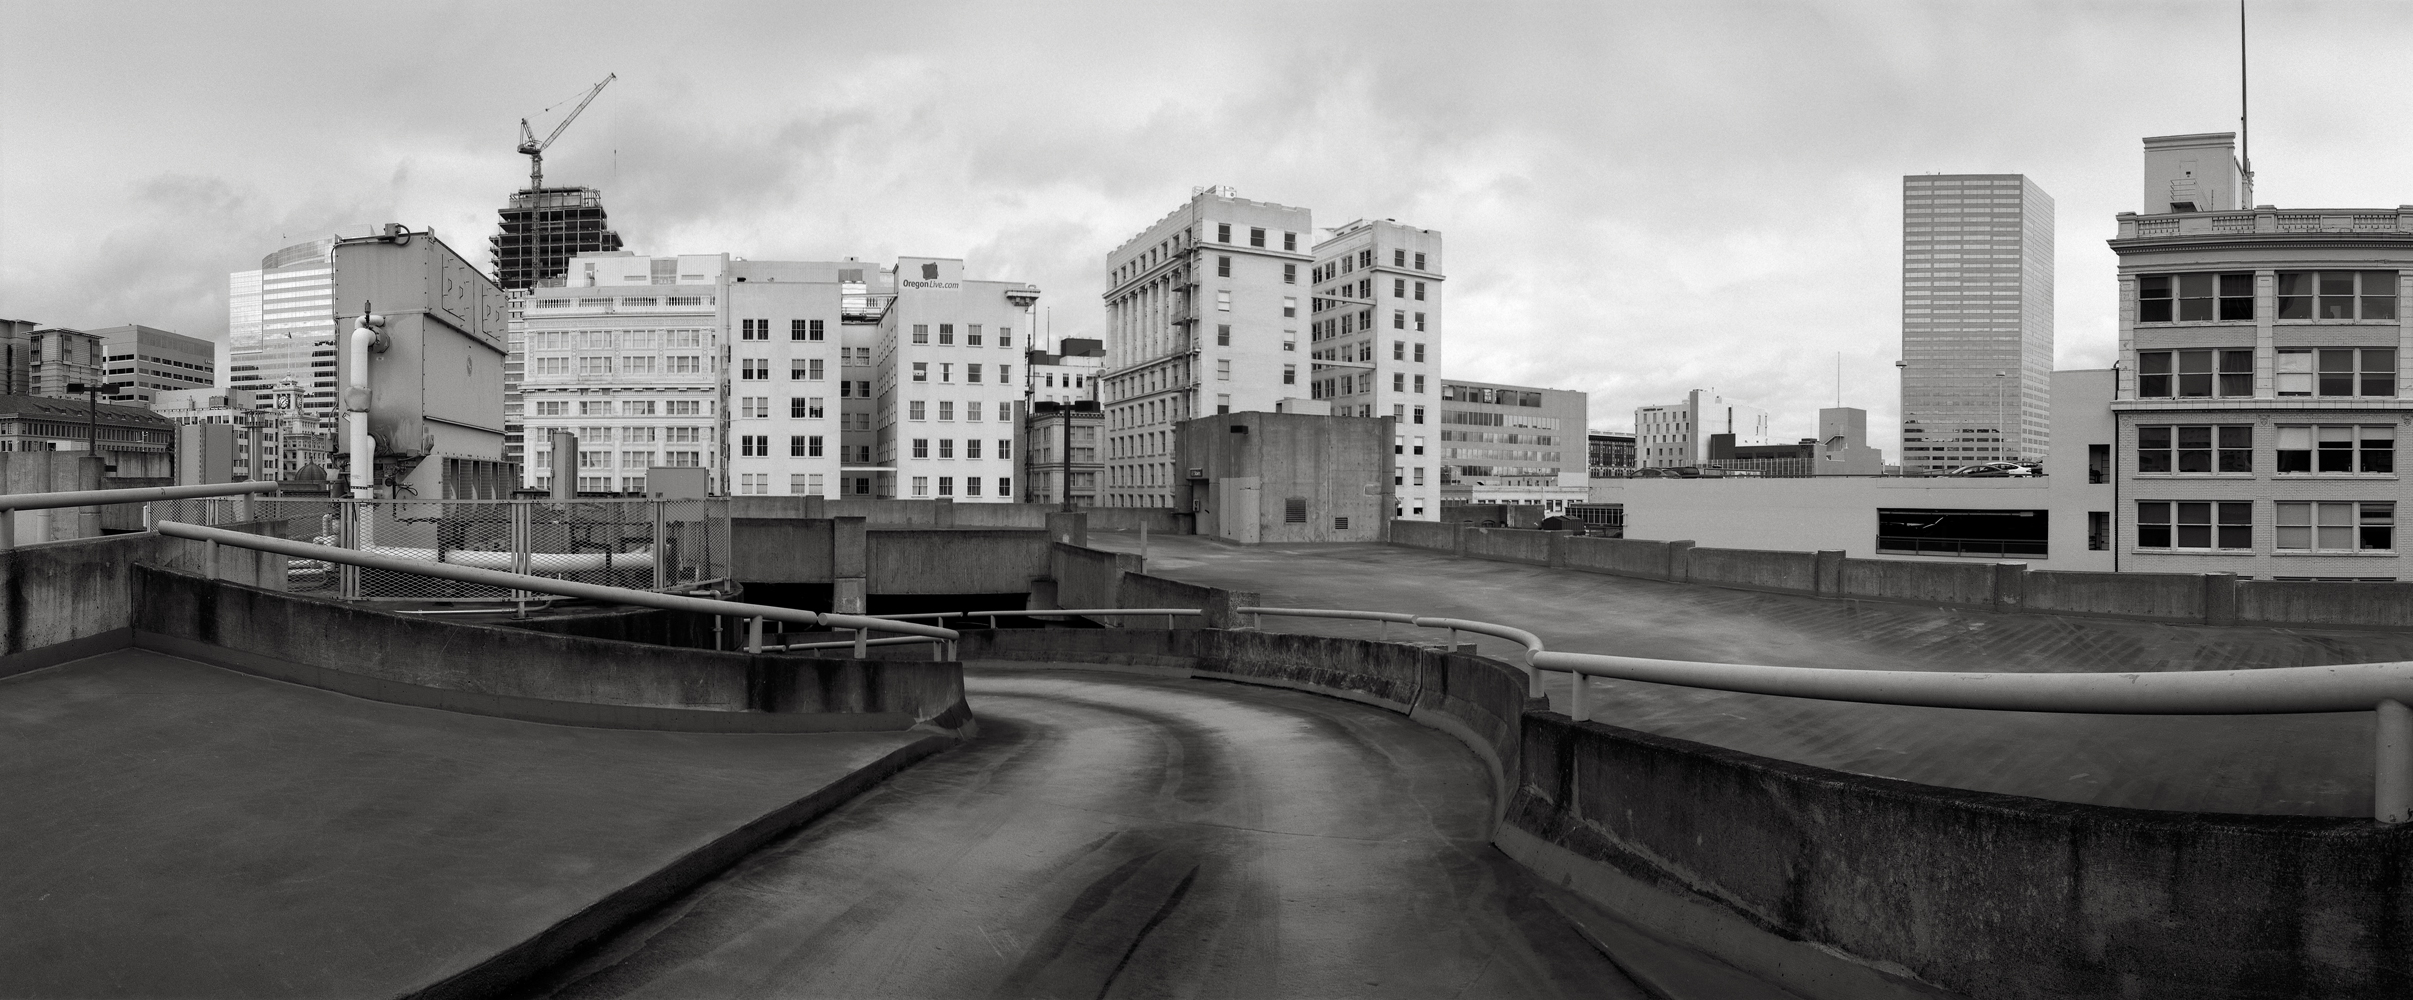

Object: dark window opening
[1876,508,2048,558]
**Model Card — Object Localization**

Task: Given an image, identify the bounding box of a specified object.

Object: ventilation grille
[1333,516,1350,531]
[1284,497,1307,523]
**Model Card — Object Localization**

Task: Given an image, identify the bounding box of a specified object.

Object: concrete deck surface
[1093,533,2413,816]
[0,649,932,999]
[515,667,1768,999]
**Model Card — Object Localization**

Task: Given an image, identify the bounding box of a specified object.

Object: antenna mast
[2239,1,2254,201]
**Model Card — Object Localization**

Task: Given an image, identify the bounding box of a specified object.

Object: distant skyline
[4,1,2410,457]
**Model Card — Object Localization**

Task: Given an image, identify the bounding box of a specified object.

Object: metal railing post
[1568,670,1589,723]
[2379,699,2412,824]
[338,501,360,601]
[201,538,218,580]
[651,500,668,591]
[855,627,869,658]
[747,615,764,655]
[1,509,16,551]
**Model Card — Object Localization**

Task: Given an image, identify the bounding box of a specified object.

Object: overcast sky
[4,1,2410,453]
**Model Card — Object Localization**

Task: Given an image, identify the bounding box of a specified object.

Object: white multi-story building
[2103,132,2413,579]
[516,252,727,494]
[1635,389,1772,469]
[1025,337,1105,406]
[1101,187,1312,509]
[877,257,1040,502]
[515,251,1037,499]
[1308,218,1445,518]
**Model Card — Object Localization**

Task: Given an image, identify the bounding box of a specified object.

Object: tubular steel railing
[0,481,280,549]
[154,521,960,660]
[1237,605,2413,824]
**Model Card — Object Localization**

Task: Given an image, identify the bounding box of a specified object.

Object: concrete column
[1666,540,1695,582]
[933,497,955,529]
[1452,521,1469,559]
[1546,530,1571,570]
[831,515,867,614]
[1045,510,1088,547]
[2203,572,2239,626]
[1992,562,2029,612]
[1814,550,1845,598]
[1203,587,1261,630]
[799,495,826,519]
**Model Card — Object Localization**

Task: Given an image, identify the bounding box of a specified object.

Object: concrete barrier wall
[1506,712,2413,1000]
[128,566,971,735]
[1463,526,1553,565]
[867,529,1051,594]
[2026,569,2205,622]
[1685,546,1820,596]
[0,532,284,679]
[1837,556,1997,608]
[1050,542,1142,610]
[2238,580,2413,629]
[1564,535,1674,579]
[1389,518,1455,552]
[728,498,1193,534]
[731,518,836,583]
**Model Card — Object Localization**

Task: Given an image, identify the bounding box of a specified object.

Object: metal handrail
[1234,604,2413,823]
[153,521,961,660]
[863,608,1205,630]
[1,481,283,550]
[0,480,279,512]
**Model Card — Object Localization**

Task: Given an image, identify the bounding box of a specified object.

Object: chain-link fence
[210,498,731,602]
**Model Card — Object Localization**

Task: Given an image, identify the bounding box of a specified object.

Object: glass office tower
[1900,174,2054,472]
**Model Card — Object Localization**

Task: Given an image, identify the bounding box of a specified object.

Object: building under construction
[490,187,624,291]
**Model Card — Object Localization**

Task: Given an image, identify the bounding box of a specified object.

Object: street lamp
[64,381,125,466]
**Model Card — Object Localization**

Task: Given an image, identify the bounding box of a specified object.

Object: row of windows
[902,438,1013,460]
[907,362,1009,383]
[1212,255,1302,286]
[907,323,1012,348]
[2136,424,2396,474]
[2136,348,2395,398]
[531,399,706,417]
[535,449,705,469]
[1309,248,1429,284]
[1312,373,1429,398]
[2136,500,2395,552]
[1313,312,1429,338]
[530,356,706,376]
[1441,385,1545,406]
[520,330,708,350]
[533,426,705,445]
[2137,271,2397,323]
[907,475,1008,498]
[900,400,1015,422]
[1214,223,1296,251]
[737,318,828,341]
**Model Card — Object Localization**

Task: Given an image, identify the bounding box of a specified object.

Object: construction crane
[516,73,615,193]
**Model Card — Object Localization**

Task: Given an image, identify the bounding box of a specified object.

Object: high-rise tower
[1900,174,2055,472]
[490,187,624,292]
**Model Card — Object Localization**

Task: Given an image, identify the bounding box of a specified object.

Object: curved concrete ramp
[0,649,944,999]
[518,668,1761,999]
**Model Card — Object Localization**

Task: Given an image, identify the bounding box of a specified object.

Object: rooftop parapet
[2113,206,2413,242]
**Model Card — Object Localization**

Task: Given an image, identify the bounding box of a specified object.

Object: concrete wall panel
[1510,713,2413,1000]
[129,566,968,734]
[1685,546,1820,595]
[2027,570,2204,621]
[866,529,1049,594]
[1463,526,1552,565]
[1564,535,1675,579]
[1389,518,1455,552]
[1837,557,1997,607]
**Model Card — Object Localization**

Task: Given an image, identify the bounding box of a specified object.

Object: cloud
[3,0,2410,457]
